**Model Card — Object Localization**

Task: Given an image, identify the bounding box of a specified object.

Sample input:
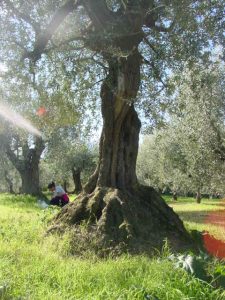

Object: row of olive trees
[0,129,98,195]
[40,128,98,194]
[137,63,225,202]
[0,51,99,195]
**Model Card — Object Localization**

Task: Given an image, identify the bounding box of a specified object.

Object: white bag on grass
[37,200,49,209]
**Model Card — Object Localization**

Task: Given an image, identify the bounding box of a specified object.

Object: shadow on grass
[176,211,209,224]
[174,210,225,226]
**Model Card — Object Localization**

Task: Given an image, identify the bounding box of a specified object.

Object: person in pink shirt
[48,181,70,207]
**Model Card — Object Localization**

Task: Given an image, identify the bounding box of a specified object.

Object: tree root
[51,186,193,255]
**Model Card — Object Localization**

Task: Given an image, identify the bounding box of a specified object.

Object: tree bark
[85,50,142,192]
[196,189,201,203]
[72,168,82,194]
[20,163,40,195]
[172,191,178,201]
[53,50,192,254]
[6,137,44,196]
[4,170,14,194]
[63,180,68,193]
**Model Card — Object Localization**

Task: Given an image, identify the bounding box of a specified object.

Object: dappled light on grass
[203,198,225,259]
[168,196,225,259]
[0,194,224,299]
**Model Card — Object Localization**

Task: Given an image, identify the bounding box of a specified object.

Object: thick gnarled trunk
[20,162,41,195]
[53,51,192,254]
[84,51,141,192]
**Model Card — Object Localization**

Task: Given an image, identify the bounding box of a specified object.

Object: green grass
[164,196,225,241]
[0,194,224,299]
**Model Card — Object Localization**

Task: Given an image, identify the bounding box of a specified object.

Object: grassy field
[164,196,225,241]
[0,193,224,300]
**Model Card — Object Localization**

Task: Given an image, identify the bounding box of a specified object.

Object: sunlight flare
[0,103,42,136]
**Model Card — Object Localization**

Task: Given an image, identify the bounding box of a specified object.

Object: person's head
[48,181,55,192]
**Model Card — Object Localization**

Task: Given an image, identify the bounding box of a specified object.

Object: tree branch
[6,145,24,171]
[144,4,175,33]
[49,34,87,51]
[23,0,81,61]
[82,0,114,29]
[142,56,167,88]
[35,137,45,158]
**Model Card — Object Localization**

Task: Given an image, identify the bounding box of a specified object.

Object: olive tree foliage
[0,33,89,196]
[137,62,225,200]
[172,62,225,200]
[0,77,46,195]
[41,127,97,193]
[0,0,224,250]
[137,133,191,195]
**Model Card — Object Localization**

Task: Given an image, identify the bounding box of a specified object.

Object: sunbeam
[0,103,42,136]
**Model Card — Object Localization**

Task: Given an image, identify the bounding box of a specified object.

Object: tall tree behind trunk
[196,188,201,203]
[72,167,82,194]
[6,137,45,195]
[63,180,68,193]
[173,191,178,201]
[4,170,14,194]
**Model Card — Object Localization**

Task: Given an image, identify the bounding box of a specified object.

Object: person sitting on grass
[48,181,70,207]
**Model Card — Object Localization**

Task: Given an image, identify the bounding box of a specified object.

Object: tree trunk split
[84,50,141,192]
[52,51,192,253]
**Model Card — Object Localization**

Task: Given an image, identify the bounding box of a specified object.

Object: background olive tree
[137,61,225,202]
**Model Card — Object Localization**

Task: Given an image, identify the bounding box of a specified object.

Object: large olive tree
[1,0,224,251]
[0,130,45,195]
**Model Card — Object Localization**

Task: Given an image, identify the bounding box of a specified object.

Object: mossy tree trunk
[8,0,192,251]
[4,170,14,194]
[6,137,45,196]
[84,51,141,193]
[54,51,192,252]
